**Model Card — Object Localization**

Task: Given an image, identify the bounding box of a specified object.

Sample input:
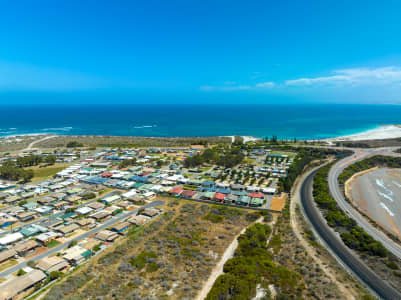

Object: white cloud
[200,85,251,91]
[201,81,274,92]
[285,67,401,86]
[224,85,251,91]
[255,81,275,88]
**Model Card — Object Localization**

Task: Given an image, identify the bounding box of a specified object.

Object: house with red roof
[249,192,264,198]
[214,192,226,202]
[169,186,183,196]
[181,190,196,199]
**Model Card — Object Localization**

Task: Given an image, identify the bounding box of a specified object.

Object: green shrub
[206,223,302,300]
[314,165,388,258]
[203,213,224,223]
[129,251,157,271]
[386,260,399,270]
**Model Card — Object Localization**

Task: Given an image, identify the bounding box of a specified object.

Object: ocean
[1,104,401,139]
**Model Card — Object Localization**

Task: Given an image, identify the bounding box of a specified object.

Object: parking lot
[350,168,401,238]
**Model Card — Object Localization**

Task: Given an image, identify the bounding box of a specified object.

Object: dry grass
[43,199,260,300]
[0,259,18,272]
[270,193,287,211]
[27,164,71,183]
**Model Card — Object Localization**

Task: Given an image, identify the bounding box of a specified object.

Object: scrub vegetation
[206,222,304,300]
[43,200,258,300]
[36,135,232,148]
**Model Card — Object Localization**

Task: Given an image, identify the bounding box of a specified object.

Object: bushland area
[36,135,232,148]
[43,200,260,300]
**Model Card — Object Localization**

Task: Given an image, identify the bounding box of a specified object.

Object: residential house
[0,232,23,246]
[0,213,17,228]
[0,269,47,300]
[75,206,93,215]
[63,245,91,265]
[0,249,16,264]
[16,211,36,222]
[140,208,160,218]
[90,210,111,222]
[35,231,59,245]
[127,215,149,226]
[37,256,69,273]
[14,240,39,256]
[95,230,119,242]
[87,201,104,210]
[74,218,95,227]
[56,223,80,235]
[111,222,130,234]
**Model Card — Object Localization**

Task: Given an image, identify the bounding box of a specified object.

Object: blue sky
[1,0,401,104]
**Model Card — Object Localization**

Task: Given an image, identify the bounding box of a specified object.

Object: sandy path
[195,217,263,300]
[291,165,356,299]
[24,135,57,151]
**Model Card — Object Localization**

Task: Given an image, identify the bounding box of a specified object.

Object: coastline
[2,125,401,143]
[326,125,401,142]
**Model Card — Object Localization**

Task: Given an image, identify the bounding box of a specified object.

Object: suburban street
[0,200,164,277]
[328,147,401,259]
[1,191,120,235]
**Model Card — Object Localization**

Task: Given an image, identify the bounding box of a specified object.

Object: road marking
[378,191,394,202]
[380,202,395,217]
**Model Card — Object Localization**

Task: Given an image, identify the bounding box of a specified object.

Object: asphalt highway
[328,147,401,259]
[301,167,401,300]
[0,200,164,278]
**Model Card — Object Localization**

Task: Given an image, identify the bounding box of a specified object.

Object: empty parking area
[349,168,401,238]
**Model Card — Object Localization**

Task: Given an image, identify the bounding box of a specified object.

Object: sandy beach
[327,125,401,142]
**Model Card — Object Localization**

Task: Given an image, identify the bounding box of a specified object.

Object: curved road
[301,167,401,300]
[328,147,401,259]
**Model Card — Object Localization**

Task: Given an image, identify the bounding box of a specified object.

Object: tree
[21,169,34,182]
[45,155,57,165]
[27,260,37,268]
[68,240,78,248]
[17,269,26,276]
[49,271,63,280]
[66,141,84,148]
[119,158,137,169]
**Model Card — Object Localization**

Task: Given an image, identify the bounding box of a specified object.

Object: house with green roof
[66,188,83,195]
[20,224,47,237]
[237,195,250,206]
[22,202,37,211]
[250,197,264,207]
[133,182,144,189]
[201,191,215,200]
